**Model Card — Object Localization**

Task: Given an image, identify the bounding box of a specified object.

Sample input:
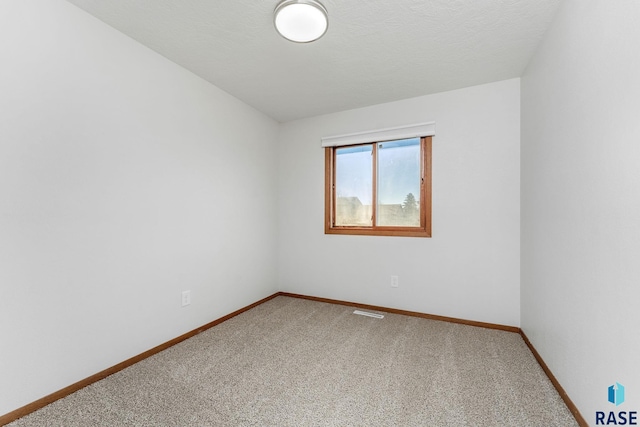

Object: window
[325,136,432,237]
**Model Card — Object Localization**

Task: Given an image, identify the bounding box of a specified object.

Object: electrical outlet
[181,290,191,307]
[391,275,399,288]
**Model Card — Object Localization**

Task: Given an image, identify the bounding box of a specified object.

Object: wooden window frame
[325,136,432,238]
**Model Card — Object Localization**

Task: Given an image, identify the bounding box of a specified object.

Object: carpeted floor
[8,296,578,426]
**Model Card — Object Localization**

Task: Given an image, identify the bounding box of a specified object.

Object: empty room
[1,0,639,426]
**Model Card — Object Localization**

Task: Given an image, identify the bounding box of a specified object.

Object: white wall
[0,0,279,415]
[278,79,521,327]
[521,0,640,421]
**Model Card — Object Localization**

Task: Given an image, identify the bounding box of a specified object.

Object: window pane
[377,138,421,227]
[335,145,373,226]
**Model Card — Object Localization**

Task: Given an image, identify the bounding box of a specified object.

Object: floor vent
[353,310,384,319]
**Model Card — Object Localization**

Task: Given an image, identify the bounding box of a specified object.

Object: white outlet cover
[391,276,399,288]
[181,290,191,307]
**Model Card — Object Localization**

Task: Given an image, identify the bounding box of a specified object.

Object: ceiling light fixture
[274,0,328,43]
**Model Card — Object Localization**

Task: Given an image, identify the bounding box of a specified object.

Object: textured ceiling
[65,0,562,122]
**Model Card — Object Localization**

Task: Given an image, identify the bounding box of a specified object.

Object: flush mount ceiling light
[274,0,328,43]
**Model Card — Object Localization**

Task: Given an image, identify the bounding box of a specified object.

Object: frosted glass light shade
[274,0,328,43]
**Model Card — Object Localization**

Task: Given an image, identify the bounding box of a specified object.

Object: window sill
[324,226,431,238]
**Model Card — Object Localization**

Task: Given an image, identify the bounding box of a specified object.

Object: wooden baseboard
[0,292,280,426]
[1,291,587,427]
[519,330,588,427]
[278,292,520,333]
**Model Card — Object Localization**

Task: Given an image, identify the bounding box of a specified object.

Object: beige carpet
[8,296,578,426]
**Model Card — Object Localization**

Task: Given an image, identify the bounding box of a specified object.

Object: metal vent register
[352,310,384,319]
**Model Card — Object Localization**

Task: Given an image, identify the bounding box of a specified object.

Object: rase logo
[596,382,637,425]
[610,383,626,407]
